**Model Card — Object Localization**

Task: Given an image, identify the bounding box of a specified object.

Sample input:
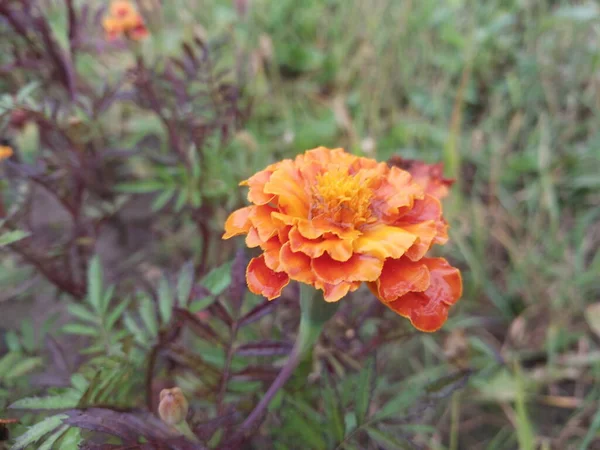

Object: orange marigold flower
[223,147,462,332]
[103,0,148,41]
[0,145,14,161]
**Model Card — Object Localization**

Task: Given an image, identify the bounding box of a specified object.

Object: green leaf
[355,356,375,425]
[10,413,67,450]
[0,352,22,378]
[189,296,214,313]
[0,230,30,247]
[140,297,159,337]
[62,323,98,337]
[67,303,97,324]
[38,425,69,450]
[201,261,232,296]
[323,374,344,445]
[56,427,81,450]
[87,256,104,314]
[152,187,176,211]
[579,402,600,449]
[105,297,131,331]
[284,406,327,449]
[158,276,173,324]
[10,390,80,410]
[71,374,89,393]
[177,261,195,307]
[115,180,165,193]
[123,313,149,346]
[365,426,414,450]
[4,357,43,379]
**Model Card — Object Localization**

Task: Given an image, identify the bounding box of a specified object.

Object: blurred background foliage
[1,0,599,449]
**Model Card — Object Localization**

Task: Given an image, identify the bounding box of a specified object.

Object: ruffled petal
[279,242,317,284]
[261,237,284,272]
[241,165,277,205]
[372,258,430,303]
[249,205,279,241]
[223,206,253,239]
[288,227,353,262]
[264,161,309,217]
[402,221,438,261]
[296,216,361,241]
[312,252,383,284]
[317,280,361,302]
[246,255,289,300]
[353,225,417,260]
[387,258,462,332]
[373,166,424,217]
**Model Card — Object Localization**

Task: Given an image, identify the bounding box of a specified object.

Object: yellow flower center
[311,167,374,228]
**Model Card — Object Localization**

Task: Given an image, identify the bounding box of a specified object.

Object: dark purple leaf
[236,340,292,357]
[230,366,279,382]
[238,301,277,328]
[174,308,222,345]
[209,301,233,328]
[227,248,247,311]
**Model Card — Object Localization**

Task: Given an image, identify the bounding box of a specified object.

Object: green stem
[237,284,340,434]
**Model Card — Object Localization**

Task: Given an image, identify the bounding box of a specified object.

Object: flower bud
[158,387,189,426]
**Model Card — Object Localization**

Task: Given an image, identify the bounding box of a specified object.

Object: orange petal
[279,242,317,284]
[288,227,353,262]
[397,194,442,224]
[296,216,361,241]
[223,206,252,239]
[249,205,279,241]
[316,280,361,302]
[262,237,284,272]
[402,221,438,261]
[374,166,423,217]
[372,257,430,303]
[387,258,462,332]
[353,225,417,260]
[245,227,262,248]
[264,161,309,217]
[242,165,277,205]
[312,252,383,284]
[246,255,289,300]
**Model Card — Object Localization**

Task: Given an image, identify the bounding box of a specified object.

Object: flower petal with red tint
[317,280,361,302]
[373,258,430,303]
[261,238,284,272]
[353,225,416,260]
[223,206,253,238]
[288,227,353,262]
[312,252,383,284]
[402,221,438,261]
[387,258,462,332]
[279,242,317,284]
[246,255,289,300]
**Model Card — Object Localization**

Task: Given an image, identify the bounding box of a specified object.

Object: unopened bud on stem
[158,387,189,426]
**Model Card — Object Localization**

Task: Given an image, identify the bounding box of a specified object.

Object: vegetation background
[1,0,599,449]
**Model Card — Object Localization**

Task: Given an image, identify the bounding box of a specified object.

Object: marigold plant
[102,0,149,41]
[223,147,462,331]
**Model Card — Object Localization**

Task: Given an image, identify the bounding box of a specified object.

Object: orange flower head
[223,147,462,331]
[103,0,148,41]
[0,145,14,161]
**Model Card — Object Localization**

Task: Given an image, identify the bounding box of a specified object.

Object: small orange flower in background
[0,145,14,161]
[102,0,149,41]
[223,147,462,332]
